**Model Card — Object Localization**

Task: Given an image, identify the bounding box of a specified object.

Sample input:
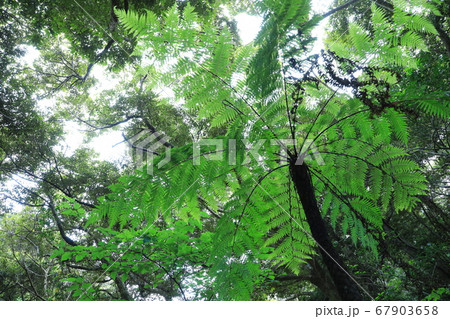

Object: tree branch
[66,264,102,271]
[14,164,96,209]
[77,114,140,131]
[82,39,115,82]
[142,253,187,301]
[322,0,364,19]
[48,197,78,247]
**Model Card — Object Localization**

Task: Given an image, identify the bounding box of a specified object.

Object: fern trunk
[289,161,363,300]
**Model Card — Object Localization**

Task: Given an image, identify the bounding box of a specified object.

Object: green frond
[349,23,372,53]
[330,201,341,230]
[349,198,382,229]
[381,175,393,211]
[416,98,450,118]
[115,8,159,37]
[383,109,409,144]
[400,31,427,50]
[371,3,390,26]
[393,7,438,35]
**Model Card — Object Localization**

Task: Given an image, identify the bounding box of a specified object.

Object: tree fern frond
[392,7,438,35]
[383,108,409,144]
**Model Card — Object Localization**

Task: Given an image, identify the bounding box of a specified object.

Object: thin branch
[82,39,115,82]
[11,160,96,209]
[142,253,187,301]
[121,132,160,156]
[198,196,221,219]
[0,193,44,208]
[322,0,364,19]
[222,99,245,117]
[77,114,140,131]
[11,250,46,301]
[140,121,175,148]
[66,264,102,271]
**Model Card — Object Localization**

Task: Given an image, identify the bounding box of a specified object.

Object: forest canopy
[0,0,449,301]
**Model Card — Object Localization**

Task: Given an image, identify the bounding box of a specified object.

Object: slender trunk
[289,161,363,300]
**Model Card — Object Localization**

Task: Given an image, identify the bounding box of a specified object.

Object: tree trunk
[289,161,363,300]
[114,276,133,300]
[308,258,341,300]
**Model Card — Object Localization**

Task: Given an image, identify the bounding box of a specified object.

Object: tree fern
[70,0,446,300]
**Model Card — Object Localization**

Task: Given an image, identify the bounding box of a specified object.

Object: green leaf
[75,254,86,262]
[61,252,72,261]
